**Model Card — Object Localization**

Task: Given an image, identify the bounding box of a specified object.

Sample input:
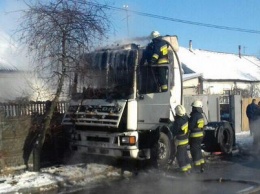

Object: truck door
[137,65,171,130]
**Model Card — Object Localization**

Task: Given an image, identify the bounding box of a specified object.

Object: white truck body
[61,36,185,165]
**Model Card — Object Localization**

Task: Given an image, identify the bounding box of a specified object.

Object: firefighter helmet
[150,31,160,39]
[175,105,186,116]
[192,100,203,108]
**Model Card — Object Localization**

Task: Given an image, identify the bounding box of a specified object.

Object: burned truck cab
[62,36,183,166]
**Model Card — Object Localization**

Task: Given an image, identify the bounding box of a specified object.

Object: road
[71,151,260,194]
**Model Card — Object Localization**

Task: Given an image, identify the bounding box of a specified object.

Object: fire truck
[61,35,235,167]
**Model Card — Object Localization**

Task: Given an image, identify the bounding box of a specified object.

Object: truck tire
[203,121,234,154]
[157,132,172,167]
[217,124,234,154]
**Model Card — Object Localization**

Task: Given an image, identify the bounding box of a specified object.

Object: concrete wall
[0,116,31,171]
[183,77,200,95]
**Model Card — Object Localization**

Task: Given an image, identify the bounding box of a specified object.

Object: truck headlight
[120,136,136,146]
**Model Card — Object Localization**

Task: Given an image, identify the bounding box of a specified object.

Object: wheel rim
[158,141,167,160]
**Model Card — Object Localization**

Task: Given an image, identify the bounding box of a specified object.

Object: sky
[0,0,260,70]
[103,0,260,56]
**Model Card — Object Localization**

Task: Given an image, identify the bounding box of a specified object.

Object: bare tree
[18,0,111,170]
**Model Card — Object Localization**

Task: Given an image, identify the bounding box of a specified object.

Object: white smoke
[102,36,151,49]
[0,30,29,71]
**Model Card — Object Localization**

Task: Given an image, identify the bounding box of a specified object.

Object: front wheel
[157,132,172,167]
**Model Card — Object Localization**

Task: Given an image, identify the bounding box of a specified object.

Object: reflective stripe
[176,139,189,146]
[160,45,168,55]
[197,118,204,129]
[200,158,205,164]
[194,158,205,166]
[158,58,169,64]
[190,131,204,138]
[152,54,159,59]
[161,85,168,90]
[181,122,188,134]
[181,164,192,172]
[194,160,201,166]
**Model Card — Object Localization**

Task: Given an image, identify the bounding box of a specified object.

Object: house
[0,61,51,102]
[182,73,202,95]
[179,42,260,97]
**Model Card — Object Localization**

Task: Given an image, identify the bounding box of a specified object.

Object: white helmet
[192,100,203,108]
[150,31,160,39]
[175,105,186,116]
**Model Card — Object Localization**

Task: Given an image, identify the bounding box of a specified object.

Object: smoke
[109,36,150,48]
[0,30,29,71]
[251,118,260,151]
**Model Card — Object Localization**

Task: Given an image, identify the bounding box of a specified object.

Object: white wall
[202,81,260,96]
[0,71,52,102]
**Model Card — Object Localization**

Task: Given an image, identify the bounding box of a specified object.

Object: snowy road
[0,131,259,194]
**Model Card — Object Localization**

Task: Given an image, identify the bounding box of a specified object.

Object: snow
[0,163,123,193]
[179,47,260,81]
[0,131,252,193]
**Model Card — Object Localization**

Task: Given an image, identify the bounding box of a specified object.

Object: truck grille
[62,102,126,128]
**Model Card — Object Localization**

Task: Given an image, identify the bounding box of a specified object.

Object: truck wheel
[157,132,171,167]
[218,125,234,154]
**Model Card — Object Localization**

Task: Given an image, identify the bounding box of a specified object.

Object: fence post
[33,135,42,172]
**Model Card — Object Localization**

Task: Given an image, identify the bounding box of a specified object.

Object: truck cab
[62,36,183,166]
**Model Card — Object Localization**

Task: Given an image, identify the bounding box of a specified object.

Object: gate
[183,95,243,132]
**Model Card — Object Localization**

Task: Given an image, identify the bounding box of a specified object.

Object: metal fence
[0,101,68,118]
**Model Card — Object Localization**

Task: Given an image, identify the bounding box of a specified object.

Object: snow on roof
[179,47,260,81]
[183,73,202,81]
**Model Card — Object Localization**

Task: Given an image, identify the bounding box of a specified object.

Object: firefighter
[171,105,192,174]
[188,100,205,173]
[139,41,154,66]
[140,31,169,92]
[149,31,169,65]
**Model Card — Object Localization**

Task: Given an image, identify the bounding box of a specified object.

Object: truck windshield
[74,49,137,100]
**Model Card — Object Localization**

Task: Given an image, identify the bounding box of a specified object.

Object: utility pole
[123,5,129,37]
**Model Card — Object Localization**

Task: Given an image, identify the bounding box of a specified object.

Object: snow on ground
[0,163,124,194]
[236,131,253,147]
[0,131,252,194]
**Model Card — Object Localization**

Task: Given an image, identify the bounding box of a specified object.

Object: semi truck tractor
[61,35,235,167]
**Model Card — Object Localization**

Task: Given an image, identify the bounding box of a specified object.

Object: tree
[18,0,111,170]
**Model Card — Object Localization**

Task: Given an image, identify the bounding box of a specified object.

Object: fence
[0,101,68,118]
[0,97,257,130]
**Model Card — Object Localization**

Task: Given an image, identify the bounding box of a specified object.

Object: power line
[89,2,260,35]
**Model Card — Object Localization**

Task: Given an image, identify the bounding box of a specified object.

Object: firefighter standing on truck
[171,105,192,174]
[140,31,169,92]
[188,100,205,173]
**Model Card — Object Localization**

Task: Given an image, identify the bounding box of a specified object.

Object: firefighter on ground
[171,105,192,174]
[140,31,169,92]
[188,100,205,173]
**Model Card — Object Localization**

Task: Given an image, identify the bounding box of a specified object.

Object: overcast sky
[0,0,260,70]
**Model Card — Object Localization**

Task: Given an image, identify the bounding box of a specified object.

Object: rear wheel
[218,125,234,154]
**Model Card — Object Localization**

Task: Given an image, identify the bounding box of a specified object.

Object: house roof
[183,73,202,81]
[178,47,260,82]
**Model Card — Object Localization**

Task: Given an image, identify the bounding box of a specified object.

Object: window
[138,65,169,94]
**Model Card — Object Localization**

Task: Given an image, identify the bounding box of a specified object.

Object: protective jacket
[188,107,205,169]
[171,114,191,172]
[151,37,169,64]
[140,42,154,66]
[172,114,189,146]
[188,107,205,138]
